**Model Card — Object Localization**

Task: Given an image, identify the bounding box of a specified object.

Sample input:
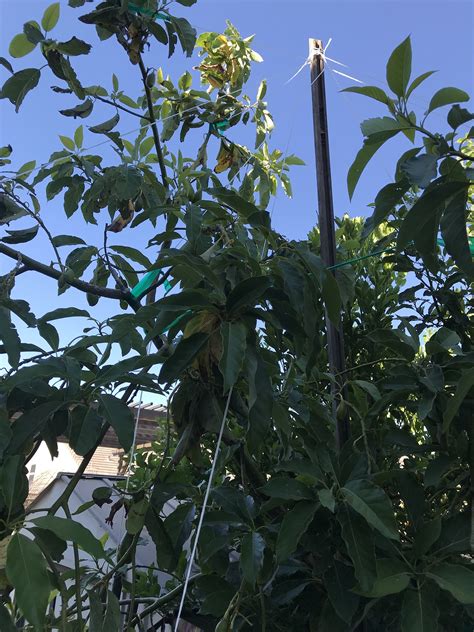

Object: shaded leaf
[218,321,246,392]
[443,367,474,433]
[348,139,386,199]
[426,563,474,604]
[276,500,317,562]
[401,584,439,632]
[341,479,399,540]
[6,533,51,630]
[32,515,104,558]
[440,188,474,277]
[99,394,134,452]
[240,532,265,586]
[386,36,412,97]
[338,507,376,592]
[159,332,210,384]
[360,558,411,597]
[426,87,469,115]
[401,154,438,188]
[261,477,312,501]
[226,276,270,315]
[0,68,41,112]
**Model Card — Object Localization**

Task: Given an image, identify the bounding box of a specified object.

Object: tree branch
[94,94,151,122]
[0,242,130,301]
[138,55,169,194]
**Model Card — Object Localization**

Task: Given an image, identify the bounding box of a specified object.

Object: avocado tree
[0,2,473,630]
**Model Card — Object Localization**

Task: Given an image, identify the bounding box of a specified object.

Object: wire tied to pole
[287,38,363,85]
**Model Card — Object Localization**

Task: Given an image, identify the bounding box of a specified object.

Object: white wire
[173,386,233,632]
[114,342,151,561]
[2,85,258,181]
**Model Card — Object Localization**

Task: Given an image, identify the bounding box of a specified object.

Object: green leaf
[342,85,390,105]
[42,3,60,32]
[240,532,265,586]
[360,558,411,597]
[6,533,51,630]
[74,125,83,148]
[318,488,336,512]
[276,500,317,562]
[115,165,142,199]
[347,139,386,199]
[29,527,67,562]
[338,507,376,592]
[0,57,13,74]
[89,112,120,133]
[109,245,151,270]
[0,310,21,368]
[447,104,474,129]
[261,477,312,501]
[322,270,342,324]
[9,33,36,58]
[99,394,134,452]
[0,455,26,517]
[226,276,271,315]
[443,368,474,433]
[218,321,247,392]
[246,345,273,451]
[56,36,91,56]
[440,188,474,277]
[426,563,474,604]
[169,16,196,57]
[401,154,438,188]
[0,603,16,632]
[401,584,439,632]
[145,290,212,313]
[413,518,441,558]
[397,179,468,250]
[361,117,403,141]
[126,498,148,535]
[102,591,120,631]
[386,36,412,97]
[59,135,75,151]
[70,405,103,455]
[0,68,41,112]
[159,332,210,384]
[52,234,86,247]
[40,307,90,322]
[341,479,399,540]
[406,70,436,99]
[59,98,94,119]
[426,87,469,115]
[32,515,104,558]
[38,319,59,348]
[324,560,359,624]
[139,136,155,157]
[8,402,62,454]
[23,22,44,45]
[208,186,261,221]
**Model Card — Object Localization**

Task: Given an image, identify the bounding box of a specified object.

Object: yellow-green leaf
[42,3,60,32]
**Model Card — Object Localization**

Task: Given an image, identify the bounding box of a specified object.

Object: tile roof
[26,403,166,507]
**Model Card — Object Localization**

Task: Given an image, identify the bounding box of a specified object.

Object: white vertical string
[173,386,233,632]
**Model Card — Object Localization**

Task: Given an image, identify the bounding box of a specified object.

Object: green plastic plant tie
[437,237,474,256]
[127,2,169,20]
[210,120,230,135]
[327,247,395,270]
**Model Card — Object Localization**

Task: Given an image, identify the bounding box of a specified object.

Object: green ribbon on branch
[210,120,230,135]
[130,269,172,299]
[127,1,169,20]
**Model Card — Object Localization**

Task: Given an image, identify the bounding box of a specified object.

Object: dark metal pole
[309,39,350,449]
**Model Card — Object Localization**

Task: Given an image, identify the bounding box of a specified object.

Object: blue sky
[0,0,473,352]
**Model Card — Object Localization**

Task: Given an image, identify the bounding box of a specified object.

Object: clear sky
[0,0,473,353]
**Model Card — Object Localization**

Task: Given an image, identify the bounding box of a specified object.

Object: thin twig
[94,94,151,122]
